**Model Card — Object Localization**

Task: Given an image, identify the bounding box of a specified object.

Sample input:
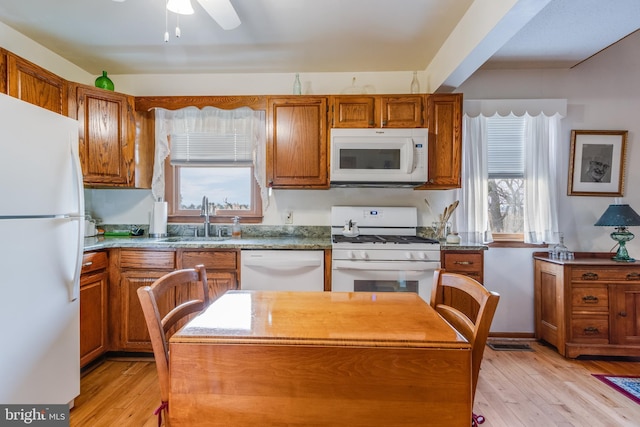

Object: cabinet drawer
[81,251,108,274]
[570,315,609,343]
[120,250,176,269]
[182,250,238,270]
[571,285,608,311]
[571,267,640,282]
[443,253,482,273]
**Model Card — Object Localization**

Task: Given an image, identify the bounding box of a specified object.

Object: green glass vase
[95,71,114,91]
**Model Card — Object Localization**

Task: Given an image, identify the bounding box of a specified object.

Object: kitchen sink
[156,236,229,242]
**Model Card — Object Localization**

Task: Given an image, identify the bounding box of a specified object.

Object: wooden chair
[430,269,500,426]
[137,264,210,427]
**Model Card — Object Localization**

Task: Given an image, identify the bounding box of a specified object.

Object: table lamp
[594,204,640,262]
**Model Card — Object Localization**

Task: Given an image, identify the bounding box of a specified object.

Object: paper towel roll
[149,201,168,237]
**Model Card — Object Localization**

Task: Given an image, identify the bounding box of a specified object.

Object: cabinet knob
[581,272,599,280]
[626,272,640,281]
[619,311,628,317]
[582,295,599,304]
[454,261,472,265]
[583,326,600,335]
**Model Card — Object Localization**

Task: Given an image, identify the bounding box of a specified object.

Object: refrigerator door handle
[69,215,83,302]
[68,140,85,302]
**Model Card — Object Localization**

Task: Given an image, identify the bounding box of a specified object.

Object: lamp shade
[594,204,640,227]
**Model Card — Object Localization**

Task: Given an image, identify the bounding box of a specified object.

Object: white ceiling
[0,0,639,90]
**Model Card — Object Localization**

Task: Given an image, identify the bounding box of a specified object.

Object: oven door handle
[333,260,440,272]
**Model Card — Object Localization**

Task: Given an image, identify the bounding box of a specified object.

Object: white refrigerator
[0,93,84,405]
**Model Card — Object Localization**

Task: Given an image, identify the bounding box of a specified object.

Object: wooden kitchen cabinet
[534,252,640,358]
[330,95,425,128]
[441,249,484,319]
[109,249,177,351]
[415,93,462,190]
[267,96,329,189]
[72,84,137,187]
[179,249,240,302]
[80,251,109,367]
[4,52,68,115]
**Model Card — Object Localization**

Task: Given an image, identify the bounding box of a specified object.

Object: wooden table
[168,291,472,426]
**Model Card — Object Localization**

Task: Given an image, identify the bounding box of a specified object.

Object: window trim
[165,156,263,223]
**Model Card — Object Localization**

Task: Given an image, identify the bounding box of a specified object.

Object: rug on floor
[593,374,640,404]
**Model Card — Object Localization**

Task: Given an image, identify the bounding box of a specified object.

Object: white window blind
[486,115,525,178]
[170,132,252,165]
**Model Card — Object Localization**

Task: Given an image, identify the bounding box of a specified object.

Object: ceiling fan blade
[196,0,241,30]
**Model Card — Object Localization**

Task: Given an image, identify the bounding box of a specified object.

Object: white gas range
[330,206,441,302]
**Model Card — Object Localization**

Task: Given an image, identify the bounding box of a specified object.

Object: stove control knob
[347,251,355,259]
[405,252,414,260]
[417,252,427,260]
[360,251,369,260]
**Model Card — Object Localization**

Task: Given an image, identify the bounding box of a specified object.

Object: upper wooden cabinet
[415,93,462,190]
[72,84,137,187]
[330,95,425,128]
[4,53,68,115]
[267,96,329,189]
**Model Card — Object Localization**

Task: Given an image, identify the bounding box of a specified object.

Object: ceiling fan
[114,0,240,33]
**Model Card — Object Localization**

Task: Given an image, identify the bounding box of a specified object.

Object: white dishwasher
[240,250,324,291]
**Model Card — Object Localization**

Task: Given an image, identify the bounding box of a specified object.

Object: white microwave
[330,128,428,187]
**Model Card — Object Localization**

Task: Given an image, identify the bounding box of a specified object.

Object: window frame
[164,156,263,224]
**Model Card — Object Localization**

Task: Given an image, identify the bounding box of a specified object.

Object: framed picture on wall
[568,130,628,196]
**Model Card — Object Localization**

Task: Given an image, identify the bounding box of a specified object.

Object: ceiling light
[167,0,194,15]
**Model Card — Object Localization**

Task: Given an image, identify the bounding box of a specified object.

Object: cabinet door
[80,271,108,367]
[180,249,239,302]
[6,54,68,115]
[610,284,640,346]
[267,97,329,189]
[207,271,238,302]
[331,96,376,128]
[120,270,172,351]
[76,85,135,187]
[380,95,424,128]
[534,260,566,355]
[419,93,462,189]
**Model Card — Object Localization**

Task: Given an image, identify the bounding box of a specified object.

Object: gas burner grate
[332,235,438,244]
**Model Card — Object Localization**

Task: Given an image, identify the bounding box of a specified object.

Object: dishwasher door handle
[243,259,323,269]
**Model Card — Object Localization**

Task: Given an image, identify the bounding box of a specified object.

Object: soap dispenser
[232,216,241,239]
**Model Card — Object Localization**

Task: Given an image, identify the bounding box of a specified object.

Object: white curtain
[456,112,562,244]
[152,106,268,211]
[523,113,562,243]
[456,114,492,243]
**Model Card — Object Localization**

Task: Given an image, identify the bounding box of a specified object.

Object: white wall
[456,30,640,333]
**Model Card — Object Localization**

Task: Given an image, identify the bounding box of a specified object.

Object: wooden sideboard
[533,252,640,358]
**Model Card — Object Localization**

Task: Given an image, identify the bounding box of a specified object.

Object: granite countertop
[84,235,332,251]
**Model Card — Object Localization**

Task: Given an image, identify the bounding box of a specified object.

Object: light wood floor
[70,341,640,426]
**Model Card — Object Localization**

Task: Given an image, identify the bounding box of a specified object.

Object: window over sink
[154,107,267,223]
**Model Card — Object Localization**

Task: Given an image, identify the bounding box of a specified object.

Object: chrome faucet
[200,196,210,237]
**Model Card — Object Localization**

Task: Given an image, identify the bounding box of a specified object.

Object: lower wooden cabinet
[109,249,177,352]
[180,249,239,302]
[80,251,109,367]
[534,252,640,358]
[441,249,485,320]
[108,248,240,352]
